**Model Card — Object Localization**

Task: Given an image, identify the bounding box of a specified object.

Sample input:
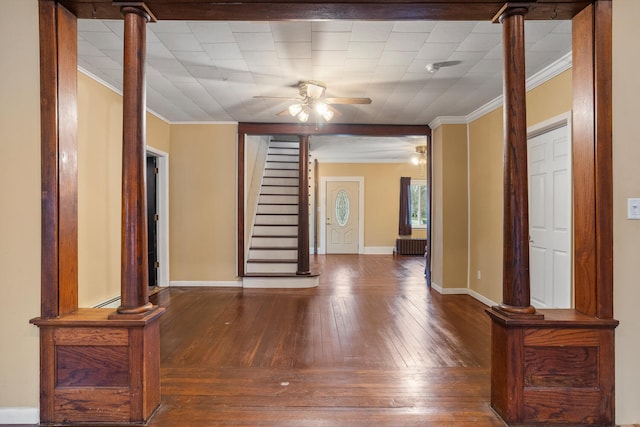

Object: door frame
[146,146,170,287]
[236,123,431,275]
[527,111,573,308]
[319,176,365,255]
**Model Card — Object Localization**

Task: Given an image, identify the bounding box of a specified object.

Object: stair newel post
[297,135,311,275]
[115,4,155,315]
[495,4,537,316]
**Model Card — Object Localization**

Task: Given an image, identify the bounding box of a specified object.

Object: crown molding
[526,51,572,92]
[431,51,573,128]
[428,116,468,130]
[78,67,239,125]
[464,95,503,124]
[78,66,171,123]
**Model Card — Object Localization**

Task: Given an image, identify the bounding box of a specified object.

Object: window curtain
[399,176,412,236]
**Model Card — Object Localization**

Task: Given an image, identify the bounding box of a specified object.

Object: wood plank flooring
[148,254,505,426]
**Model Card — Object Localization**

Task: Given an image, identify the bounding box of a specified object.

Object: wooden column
[487,3,617,425]
[496,4,536,316]
[116,5,154,315]
[573,1,614,319]
[39,0,78,319]
[33,2,165,424]
[237,132,246,276]
[297,135,310,275]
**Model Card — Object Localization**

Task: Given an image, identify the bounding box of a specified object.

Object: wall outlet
[628,198,640,219]
[477,270,481,280]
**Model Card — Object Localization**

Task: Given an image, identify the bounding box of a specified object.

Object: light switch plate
[628,198,640,219]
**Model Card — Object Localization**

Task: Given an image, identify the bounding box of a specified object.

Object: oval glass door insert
[335,189,350,226]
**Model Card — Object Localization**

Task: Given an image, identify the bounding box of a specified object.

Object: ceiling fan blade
[324,97,372,105]
[276,109,291,116]
[254,95,302,101]
[435,60,462,68]
[328,105,342,117]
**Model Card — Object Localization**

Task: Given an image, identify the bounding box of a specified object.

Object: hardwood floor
[148,254,505,426]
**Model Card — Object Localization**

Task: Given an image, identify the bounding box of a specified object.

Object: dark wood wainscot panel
[487,309,618,425]
[31,308,164,425]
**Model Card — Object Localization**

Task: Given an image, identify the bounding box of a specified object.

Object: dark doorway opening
[146,154,159,288]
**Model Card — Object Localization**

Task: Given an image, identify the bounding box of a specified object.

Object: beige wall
[169,124,239,282]
[0,0,41,410]
[527,69,572,125]
[466,70,573,304]
[612,0,640,422]
[79,74,239,291]
[77,72,123,307]
[77,72,170,307]
[147,112,171,154]
[467,108,504,303]
[440,124,469,289]
[431,127,444,286]
[318,162,426,249]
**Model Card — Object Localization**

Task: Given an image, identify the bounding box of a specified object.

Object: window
[410,180,427,228]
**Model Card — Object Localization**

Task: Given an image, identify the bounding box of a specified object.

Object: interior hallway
[148,254,504,426]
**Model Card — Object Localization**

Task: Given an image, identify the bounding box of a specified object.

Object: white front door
[528,123,572,308]
[326,181,359,254]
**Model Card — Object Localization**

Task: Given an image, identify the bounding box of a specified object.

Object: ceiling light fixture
[289,99,334,122]
[255,80,371,123]
[425,63,440,73]
[412,146,427,166]
[286,81,335,123]
[297,107,310,123]
[288,103,303,117]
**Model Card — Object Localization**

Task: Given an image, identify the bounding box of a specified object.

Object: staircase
[246,140,301,276]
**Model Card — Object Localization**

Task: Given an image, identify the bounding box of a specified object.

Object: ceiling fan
[425,60,462,73]
[254,80,372,122]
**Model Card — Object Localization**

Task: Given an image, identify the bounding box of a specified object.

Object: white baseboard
[364,246,395,254]
[170,280,242,288]
[440,287,470,295]
[0,407,39,424]
[467,288,498,307]
[429,283,498,307]
[430,281,443,293]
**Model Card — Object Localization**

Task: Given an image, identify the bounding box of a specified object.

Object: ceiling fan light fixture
[305,82,325,99]
[288,103,303,116]
[412,146,427,166]
[315,101,328,115]
[297,109,310,122]
[263,80,370,122]
[322,109,334,121]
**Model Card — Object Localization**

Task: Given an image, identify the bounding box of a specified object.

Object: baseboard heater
[395,238,427,256]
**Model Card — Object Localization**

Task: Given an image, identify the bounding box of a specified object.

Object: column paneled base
[486,308,618,426]
[31,307,165,425]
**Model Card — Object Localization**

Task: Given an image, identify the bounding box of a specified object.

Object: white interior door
[326,181,359,254]
[528,123,572,308]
